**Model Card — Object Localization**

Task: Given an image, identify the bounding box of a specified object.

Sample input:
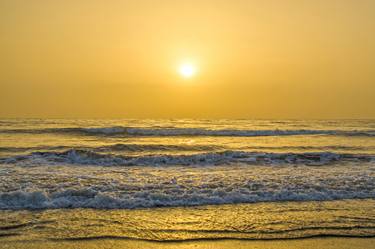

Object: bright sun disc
[179,63,196,78]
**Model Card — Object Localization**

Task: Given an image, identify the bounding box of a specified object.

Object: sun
[179,63,196,78]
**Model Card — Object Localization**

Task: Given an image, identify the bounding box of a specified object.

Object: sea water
[0,119,374,241]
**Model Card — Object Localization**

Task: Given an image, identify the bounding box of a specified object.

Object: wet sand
[2,238,375,249]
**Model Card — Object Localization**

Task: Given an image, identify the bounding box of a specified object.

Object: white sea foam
[0,161,374,210]
[1,149,373,166]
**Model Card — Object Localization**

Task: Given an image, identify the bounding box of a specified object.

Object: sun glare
[179,63,196,78]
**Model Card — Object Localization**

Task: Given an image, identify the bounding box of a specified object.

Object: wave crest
[1,149,373,166]
[1,186,374,210]
[1,126,375,137]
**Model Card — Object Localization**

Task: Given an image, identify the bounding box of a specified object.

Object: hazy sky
[1,0,374,118]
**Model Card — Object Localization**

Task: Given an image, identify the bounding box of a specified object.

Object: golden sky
[1,0,374,118]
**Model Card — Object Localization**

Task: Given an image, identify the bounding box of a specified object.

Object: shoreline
[2,237,375,249]
[1,199,374,243]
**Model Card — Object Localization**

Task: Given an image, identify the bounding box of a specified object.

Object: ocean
[0,119,374,241]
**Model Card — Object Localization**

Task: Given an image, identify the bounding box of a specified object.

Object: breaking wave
[0,184,374,210]
[1,149,373,166]
[0,144,221,153]
[1,126,375,137]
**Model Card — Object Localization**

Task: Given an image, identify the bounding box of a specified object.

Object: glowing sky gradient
[1,0,374,118]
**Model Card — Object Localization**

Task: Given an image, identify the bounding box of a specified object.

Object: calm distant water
[0,119,374,241]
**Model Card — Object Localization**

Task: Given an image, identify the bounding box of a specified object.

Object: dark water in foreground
[1,200,374,241]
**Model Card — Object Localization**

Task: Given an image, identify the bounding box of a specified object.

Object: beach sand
[2,238,374,249]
